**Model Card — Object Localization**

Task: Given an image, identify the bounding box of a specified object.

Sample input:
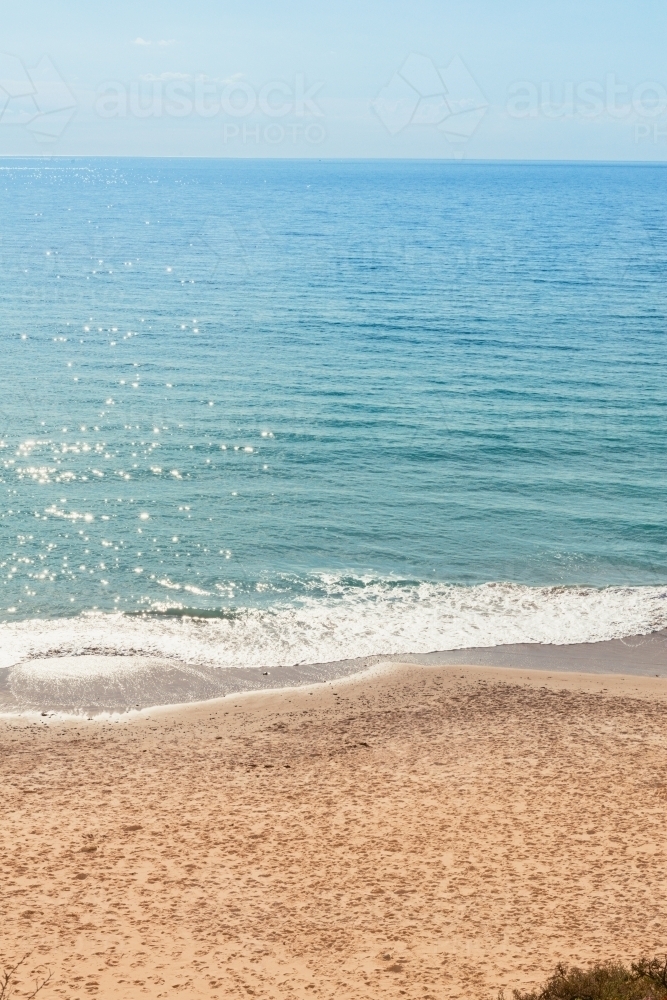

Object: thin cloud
[132,38,175,47]
[133,37,151,46]
[140,72,190,82]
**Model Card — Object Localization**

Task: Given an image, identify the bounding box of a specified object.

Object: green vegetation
[506,956,667,1000]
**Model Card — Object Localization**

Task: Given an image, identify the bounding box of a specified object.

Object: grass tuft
[504,955,667,1000]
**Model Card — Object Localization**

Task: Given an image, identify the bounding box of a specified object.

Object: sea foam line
[1,580,666,673]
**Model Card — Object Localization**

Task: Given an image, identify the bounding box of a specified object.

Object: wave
[2,577,666,674]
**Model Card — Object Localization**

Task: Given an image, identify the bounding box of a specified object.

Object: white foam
[15,655,147,680]
[1,579,666,674]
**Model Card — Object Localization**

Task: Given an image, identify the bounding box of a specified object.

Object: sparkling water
[1,159,666,709]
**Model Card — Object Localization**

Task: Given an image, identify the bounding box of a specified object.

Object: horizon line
[0,155,666,165]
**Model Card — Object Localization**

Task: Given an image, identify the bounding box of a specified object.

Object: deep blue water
[0,159,666,693]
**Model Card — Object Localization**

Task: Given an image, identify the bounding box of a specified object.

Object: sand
[4,629,667,716]
[1,662,666,999]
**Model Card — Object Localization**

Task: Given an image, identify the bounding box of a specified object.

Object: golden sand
[1,663,666,999]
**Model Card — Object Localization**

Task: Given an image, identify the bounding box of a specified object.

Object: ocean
[1,158,666,713]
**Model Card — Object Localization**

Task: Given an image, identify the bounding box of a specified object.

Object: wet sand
[1,662,666,999]
[2,629,666,716]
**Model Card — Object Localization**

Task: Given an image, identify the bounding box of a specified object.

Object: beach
[2,661,666,999]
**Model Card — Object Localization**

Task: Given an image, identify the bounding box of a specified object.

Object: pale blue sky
[1,0,666,158]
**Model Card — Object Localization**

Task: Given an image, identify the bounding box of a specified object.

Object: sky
[1,0,666,159]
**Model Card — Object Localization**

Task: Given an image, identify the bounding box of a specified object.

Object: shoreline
[107,660,667,727]
[1,661,666,999]
[1,627,666,717]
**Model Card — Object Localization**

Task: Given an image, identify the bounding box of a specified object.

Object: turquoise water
[0,159,666,705]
